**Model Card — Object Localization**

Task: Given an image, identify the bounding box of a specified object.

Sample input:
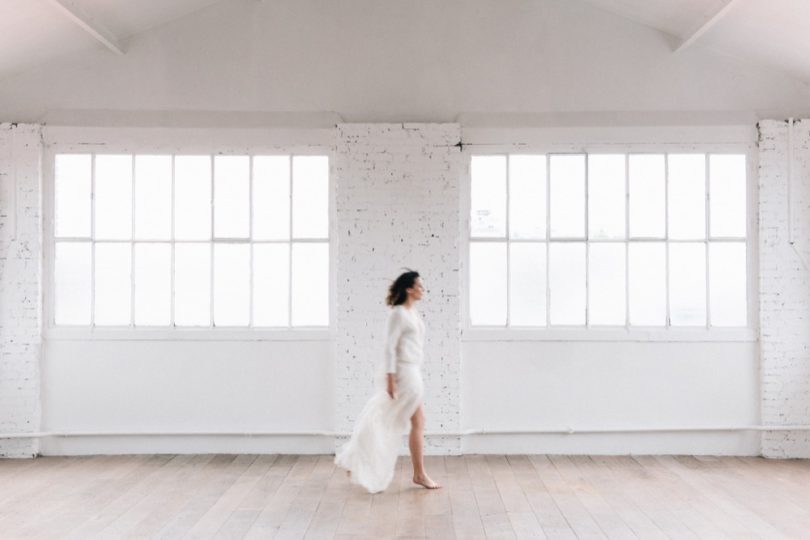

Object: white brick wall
[0,123,42,458]
[758,119,810,458]
[334,123,462,455]
[1,119,806,459]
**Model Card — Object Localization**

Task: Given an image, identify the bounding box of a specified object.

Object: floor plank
[1,453,809,539]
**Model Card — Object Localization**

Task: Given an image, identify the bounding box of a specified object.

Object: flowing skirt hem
[334,366,423,494]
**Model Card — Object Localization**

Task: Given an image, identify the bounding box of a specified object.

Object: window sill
[462,327,758,342]
[44,327,333,342]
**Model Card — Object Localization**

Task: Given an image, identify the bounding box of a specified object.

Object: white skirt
[334,364,424,493]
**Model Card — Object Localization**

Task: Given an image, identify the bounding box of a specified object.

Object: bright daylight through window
[52,154,329,328]
[469,153,747,328]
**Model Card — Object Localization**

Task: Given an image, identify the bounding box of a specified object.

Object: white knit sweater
[383,304,425,374]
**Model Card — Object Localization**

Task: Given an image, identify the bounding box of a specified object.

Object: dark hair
[386,269,420,306]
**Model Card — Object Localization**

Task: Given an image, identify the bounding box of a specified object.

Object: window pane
[628,243,666,325]
[509,242,546,326]
[54,242,91,325]
[710,242,747,326]
[471,156,506,237]
[588,154,625,239]
[669,242,706,326]
[133,243,171,326]
[668,154,705,240]
[589,243,626,325]
[629,154,665,238]
[291,242,329,326]
[94,155,132,240]
[469,242,506,325]
[174,243,211,326]
[214,243,250,326]
[94,242,131,325]
[54,154,91,238]
[549,242,586,325]
[253,243,290,326]
[710,154,746,238]
[550,155,585,238]
[292,156,329,239]
[214,156,250,238]
[175,156,211,240]
[134,155,172,240]
[509,155,546,239]
[253,156,290,240]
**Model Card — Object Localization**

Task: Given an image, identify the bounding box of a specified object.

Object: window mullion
[665,153,671,327]
[289,155,294,328]
[170,154,176,327]
[48,155,55,328]
[249,155,254,329]
[545,154,551,328]
[209,156,215,328]
[584,154,589,328]
[90,153,96,327]
[505,154,510,328]
[705,153,711,329]
[625,153,630,330]
[130,155,136,328]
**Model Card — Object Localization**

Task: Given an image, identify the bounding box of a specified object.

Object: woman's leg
[409,405,440,489]
[409,405,425,476]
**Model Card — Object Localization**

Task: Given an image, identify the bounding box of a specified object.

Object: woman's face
[407,276,425,302]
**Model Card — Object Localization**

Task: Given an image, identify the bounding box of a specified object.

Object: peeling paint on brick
[0,123,42,458]
[758,119,810,458]
[334,123,462,455]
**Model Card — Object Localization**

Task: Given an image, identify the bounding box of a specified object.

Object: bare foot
[413,473,441,489]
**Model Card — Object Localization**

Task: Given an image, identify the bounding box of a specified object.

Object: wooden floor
[1,454,809,539]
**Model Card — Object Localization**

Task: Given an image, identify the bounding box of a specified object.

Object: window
[52,153,330,328]
[468,153,748,328]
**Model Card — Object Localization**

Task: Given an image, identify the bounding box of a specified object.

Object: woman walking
[335,270,441,493]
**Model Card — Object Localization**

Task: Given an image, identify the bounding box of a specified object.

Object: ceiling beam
[674,0,740,53]
[46,0,124,55]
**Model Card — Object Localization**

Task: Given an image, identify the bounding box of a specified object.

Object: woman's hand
[386,373,397,399]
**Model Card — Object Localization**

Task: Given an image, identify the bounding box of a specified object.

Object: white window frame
[43,129,335,341]
[461,139,759,343]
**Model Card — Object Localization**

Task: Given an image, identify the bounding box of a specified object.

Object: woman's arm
[386,373,397,400]
[383,307,404,374]
[384,307,404,399]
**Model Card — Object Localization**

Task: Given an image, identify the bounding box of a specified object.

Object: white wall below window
[40,340,335,455]
[38,338,760,456]
[462,340,761,455]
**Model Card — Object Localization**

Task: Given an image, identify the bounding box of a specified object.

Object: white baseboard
[35,431,761,456]
[462,432,762,456]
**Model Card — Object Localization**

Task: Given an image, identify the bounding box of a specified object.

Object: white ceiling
[0,0,87,75]
[0,0,219,76]
[1,0,809,83]
[583,0,810,81]
[581,0,733,38]
[76,0,221,39]
[698,0,810,83]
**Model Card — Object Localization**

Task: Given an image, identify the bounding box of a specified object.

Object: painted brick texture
[1,119,807,460]
[758,119,810,458]
[334,123,462,455]
[0,123,41,458]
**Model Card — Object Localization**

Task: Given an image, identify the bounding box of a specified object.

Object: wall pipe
[787,117,809,270]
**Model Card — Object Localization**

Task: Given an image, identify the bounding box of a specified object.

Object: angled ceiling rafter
[673,0,741,52]
[45,0,125,55]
